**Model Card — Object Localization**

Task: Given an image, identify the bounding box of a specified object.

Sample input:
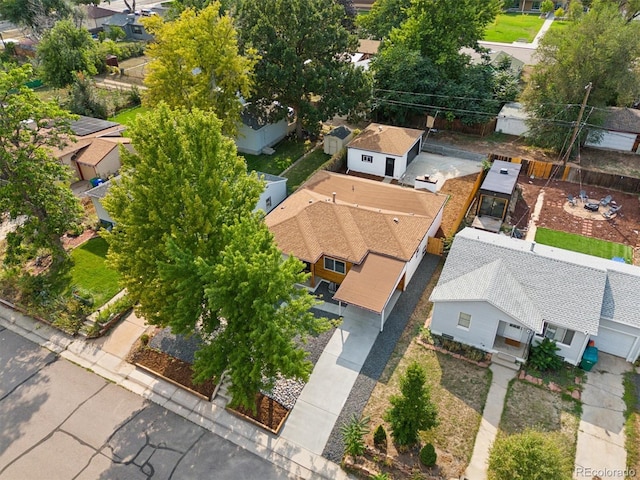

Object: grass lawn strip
[499,379,581,476]
[623,372,640,474]
[108,105,150,127]
[70,237,120,307]
[282,147,331,193]
[483,13,546,43]
[362,341,491,478]
[241,138,314,175]
[535,227,633,263]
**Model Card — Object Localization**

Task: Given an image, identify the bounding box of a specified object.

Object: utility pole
[561,82,592,165]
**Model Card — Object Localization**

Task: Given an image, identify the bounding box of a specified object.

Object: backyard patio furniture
[579,190,588,203]
[567,194,577,206]
[584,202,600,212]
[603,204,622,219]
[600,195,612,206]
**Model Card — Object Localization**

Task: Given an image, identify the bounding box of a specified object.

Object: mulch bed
[229,394,290,433]
[129,346,216,399]
[439,173,480,237]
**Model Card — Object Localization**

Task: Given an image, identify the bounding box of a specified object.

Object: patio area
[492,335,529,360]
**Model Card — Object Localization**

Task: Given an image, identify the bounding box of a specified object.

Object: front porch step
[491,352,521,371]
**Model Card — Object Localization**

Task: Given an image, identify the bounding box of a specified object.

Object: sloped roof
[602,107,640,134]
[358,39,381,55]
[601,269,640,328]
[431,228,613,335]
[327,125,352,140]
[86,5,117,19]
[265,171,446,264]
[347,123,424,156]
[76,137,131,166]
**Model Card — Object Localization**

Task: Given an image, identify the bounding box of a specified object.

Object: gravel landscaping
[322,254,441,462]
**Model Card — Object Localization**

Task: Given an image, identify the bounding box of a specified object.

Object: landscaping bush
[419,443,437,467]
[370,473,390,480]
[528,338,563,372]
[341,414,370,459]
[373,424,387,449]
[95,293,134,325]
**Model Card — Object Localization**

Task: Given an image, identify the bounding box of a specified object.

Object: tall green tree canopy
[522,0,640,152]
[0,0,70,34]
[237,0,371,137]
[142,3,256,136]
[357,0,411,40]
[104,105,327,411]
[37,20,98,88]
[0,63,83,266]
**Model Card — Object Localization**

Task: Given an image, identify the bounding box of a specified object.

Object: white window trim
[324,257,346,275]
[361,154,373,163]
[457,312,471,330]
[542,322,575,346]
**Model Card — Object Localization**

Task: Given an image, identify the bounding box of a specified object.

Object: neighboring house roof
[71,116,120,136]
[327,125,352,140]
[601,107,640,134]
[497,102,528,120]
[347,123,424,157]
[104,13,143,27]
[265,171,447,265]
[358,39,381,55]
[76,137,131,166]
[86,5,117,19]
[333,253,405,313]
[432,228,640,335]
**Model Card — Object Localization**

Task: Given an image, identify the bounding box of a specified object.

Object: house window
[458,312,471,329]
[265,196,272,209]
[543,322,575,345]
[131,25,143,35]
[324,257,346,274]
[361,154,373,163]
[532,1,541,9]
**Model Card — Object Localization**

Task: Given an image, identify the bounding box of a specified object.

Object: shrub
[140,333,150,346]
[554,7,565,17]
[528,338,563,372]
[373,424,387,449]
[128,85,142,107]
[341,414,370,459]
[95,293,134,324]
[370,473,391,480]
[419,443,437,467]
[385,362,438,446]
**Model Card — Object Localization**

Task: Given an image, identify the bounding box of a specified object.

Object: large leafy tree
[0,0,70,36]
[237,0,371,138]
[358,0,411,40]
[0,63,83,266]
[142,3,256,136]
[488,430,571,480]
[521,0,640,153]
[37,20,98,88]
[104,105,326,412]
[194,214,328,412]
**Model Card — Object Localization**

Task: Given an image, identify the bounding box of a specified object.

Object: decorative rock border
[518,370,582,400]
[417,338,491,368]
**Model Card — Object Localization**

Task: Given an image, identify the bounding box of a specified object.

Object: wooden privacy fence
[426,237,445,255]
[447,170,485,237]
[489,154,640,194]
[433,117,497,137]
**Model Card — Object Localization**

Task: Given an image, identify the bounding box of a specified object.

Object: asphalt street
[0,326,297,480]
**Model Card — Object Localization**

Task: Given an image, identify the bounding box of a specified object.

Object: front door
[385,157,395,177]
[500,320,522,346]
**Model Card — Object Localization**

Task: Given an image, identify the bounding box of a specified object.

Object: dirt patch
[439,173,480,237]
[509,177,640,248]
[230,395,289,433]
[129,345,216,399]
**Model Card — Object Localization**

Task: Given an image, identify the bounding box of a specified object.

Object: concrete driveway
[401,152,483,190]
[574,353,630,480]
[0,326,296,480]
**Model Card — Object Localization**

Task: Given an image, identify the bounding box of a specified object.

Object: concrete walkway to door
[574,353,630,480]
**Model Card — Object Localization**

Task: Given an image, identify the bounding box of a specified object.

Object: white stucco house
[266,171,447,330]
[585,107,640,154]
[430,228,640,365]
[347,123,424,179]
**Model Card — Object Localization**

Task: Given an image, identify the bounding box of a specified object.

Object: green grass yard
[535,228,633,263]
[108,105,150,127]
[241,138,314,175]
[282,147,331,193]
[70,237,121,307]
[483,13,546,43]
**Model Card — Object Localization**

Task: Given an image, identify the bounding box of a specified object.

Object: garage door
[407,140,420,165]
[595,327,637,359]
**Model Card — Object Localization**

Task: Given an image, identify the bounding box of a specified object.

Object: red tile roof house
[265,171,447,330]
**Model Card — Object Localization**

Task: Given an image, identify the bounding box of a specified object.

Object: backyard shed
[472,160,522,232]
[585,107,640,154]
[496,102,530,137]
[323,126,353,155]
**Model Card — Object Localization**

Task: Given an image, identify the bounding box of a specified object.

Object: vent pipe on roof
[500,168,509,175]
[332,192,336,203]
[530,242,536,252]
[393,217,399,223]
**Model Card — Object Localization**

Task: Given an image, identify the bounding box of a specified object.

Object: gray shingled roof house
[429,228,640,365]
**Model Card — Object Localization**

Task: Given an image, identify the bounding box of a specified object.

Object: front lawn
[483,13,546,43]
[70,237,121,307]
[108,105,150,127]
[498,379,581,477]
[282,147,331,193]
[240,138,313,175]
[362,341,492,478]
[535,227,633,263]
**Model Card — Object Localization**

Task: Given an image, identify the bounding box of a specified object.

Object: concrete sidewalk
[464,363,518,480]
[0,304,352,480]
[574,353,629,480]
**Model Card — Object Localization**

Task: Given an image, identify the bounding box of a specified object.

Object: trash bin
[580,346,598,371]
[90,177,104,187]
